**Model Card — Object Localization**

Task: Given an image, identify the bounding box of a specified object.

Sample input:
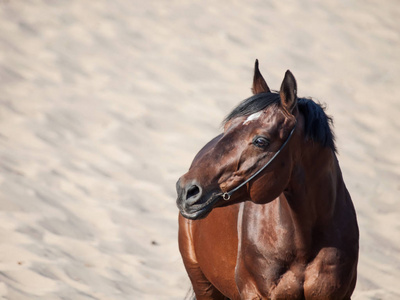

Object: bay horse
[176,60,359,300]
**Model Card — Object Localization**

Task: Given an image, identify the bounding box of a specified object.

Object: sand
[0,0,399,299]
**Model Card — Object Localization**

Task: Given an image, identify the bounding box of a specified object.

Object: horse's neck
[287,142,342,228]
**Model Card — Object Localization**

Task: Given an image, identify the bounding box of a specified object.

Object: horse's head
[177,61,299,220]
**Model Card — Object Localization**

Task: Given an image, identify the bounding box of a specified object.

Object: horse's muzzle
[176,178,220,220]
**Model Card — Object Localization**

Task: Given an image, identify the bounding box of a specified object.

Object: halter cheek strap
[221,123,296,201]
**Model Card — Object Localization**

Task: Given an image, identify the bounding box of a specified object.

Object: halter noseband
[221,123,296,201]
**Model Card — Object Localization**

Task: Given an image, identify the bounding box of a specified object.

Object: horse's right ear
[252,59,271,95]
[280,70,297,113]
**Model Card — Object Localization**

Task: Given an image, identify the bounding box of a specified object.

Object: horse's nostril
[186,185,200,200]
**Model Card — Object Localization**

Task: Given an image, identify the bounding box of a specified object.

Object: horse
[176,60,359,300]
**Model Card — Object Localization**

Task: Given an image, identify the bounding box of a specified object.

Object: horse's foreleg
[185,264,226,300]
[179,215,226,300]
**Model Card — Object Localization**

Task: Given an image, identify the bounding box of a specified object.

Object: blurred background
[0,0,399,299]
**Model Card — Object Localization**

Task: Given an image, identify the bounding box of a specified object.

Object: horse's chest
[236,203,305,299]
[235,243,305,299]
[237,202,299,265]
[235,204,355,299]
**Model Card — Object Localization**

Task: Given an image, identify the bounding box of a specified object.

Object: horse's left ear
[252,59,271,94]
[280,70,297,113]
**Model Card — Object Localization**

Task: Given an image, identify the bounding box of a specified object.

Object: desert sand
[0,0,399,299]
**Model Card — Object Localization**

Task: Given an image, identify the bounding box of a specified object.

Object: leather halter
[221,123,297,201]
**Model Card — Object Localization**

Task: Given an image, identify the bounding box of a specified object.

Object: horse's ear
[280,70,297,113]
[252,59,271,94]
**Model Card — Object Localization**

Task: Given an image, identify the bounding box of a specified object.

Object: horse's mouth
[178,193,221,220]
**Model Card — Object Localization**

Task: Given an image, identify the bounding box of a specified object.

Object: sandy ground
[0,0,399,299]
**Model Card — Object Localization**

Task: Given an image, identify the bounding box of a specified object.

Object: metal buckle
[222,193,231,201]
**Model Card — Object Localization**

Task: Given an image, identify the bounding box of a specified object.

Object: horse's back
[178,204,240,299]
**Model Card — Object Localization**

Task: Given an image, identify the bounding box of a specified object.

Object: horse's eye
[253,136,270,149]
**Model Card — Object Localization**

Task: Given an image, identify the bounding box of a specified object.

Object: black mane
[224,92,336,152]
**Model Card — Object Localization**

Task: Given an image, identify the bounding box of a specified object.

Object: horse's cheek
[249,179,282,204]
[253,157,292,203]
